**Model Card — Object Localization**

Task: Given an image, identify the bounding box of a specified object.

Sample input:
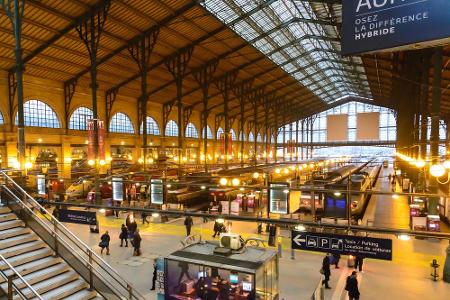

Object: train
[299,164,362,213]
[323,164,381,220]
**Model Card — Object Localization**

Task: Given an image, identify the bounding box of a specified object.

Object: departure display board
[112,177,123,201]
[268,182,289,214]
[151,179,164,205]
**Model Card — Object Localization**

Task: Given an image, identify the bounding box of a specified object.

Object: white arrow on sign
[293,234,306,246]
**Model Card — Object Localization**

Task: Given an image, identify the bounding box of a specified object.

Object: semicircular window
[110,112,134,134]
[165,120,179,137]
[230,129,237,141]
[217,127,224,139]
[69,107,93,130]
[140,116,160,135]
[239,131,246,141]
[16,100,60,128]
[203,126,213,139]
[248,132,255,142]
[185,122,199,138]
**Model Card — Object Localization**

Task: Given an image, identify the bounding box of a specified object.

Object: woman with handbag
[99,231,110,255]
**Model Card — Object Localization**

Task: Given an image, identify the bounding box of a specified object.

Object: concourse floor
[60,210,450,300]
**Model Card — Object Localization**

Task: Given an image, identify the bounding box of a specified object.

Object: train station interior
[0,0,450,299]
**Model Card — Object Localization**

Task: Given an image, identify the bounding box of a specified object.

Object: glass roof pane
[201,0,372,104]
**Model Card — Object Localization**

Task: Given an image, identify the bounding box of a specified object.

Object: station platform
[362,167,411,229]
[58,208,450,300]
[363,167,450,233]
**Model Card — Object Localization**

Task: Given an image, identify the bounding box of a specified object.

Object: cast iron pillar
[165,47,194,172]
[429,47,443,215]
[2,0,26,167]
[193,60,219,173]
[233,81,254,167]
[296,119,300,161]
[419,54,431,159]
[216,72,238,169]
[128,29,159,170]
[76,0,110,168]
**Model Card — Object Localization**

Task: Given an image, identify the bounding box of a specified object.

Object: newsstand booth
[164,242,279,300]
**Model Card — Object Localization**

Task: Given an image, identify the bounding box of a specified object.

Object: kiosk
[164,242,279,300]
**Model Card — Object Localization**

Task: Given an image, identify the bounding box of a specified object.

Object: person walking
[345,271,360,300]
[212,220,223,238]
[184,215,194,236]
[332,253,341,269]
[151,260,157,291]
[354,255,364,272]
[321,253,331,289]
[119,224,128,247]
[142,211,149,225]
[99,231,110,255]
[133,228,142,256]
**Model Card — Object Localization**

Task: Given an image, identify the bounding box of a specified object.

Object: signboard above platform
[292,230,393,260]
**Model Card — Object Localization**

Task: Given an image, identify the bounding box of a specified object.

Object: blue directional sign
[292,231,392,261]
[341,0,450,55]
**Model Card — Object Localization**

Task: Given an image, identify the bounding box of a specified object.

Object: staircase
[0,206,101,300]
[0,171,145,300]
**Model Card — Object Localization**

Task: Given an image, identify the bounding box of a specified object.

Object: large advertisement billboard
[342,0,450,55]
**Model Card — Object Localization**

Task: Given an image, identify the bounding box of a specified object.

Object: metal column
[128,30,159,169]
[165,48,194,172]
[2,0,26,167]
[193,61,219,173]
[429,47,443,215]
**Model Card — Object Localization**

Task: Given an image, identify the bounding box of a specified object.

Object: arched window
[185,122,199,138]
[69,107,93,130]
[271,135,275,143]
[217,127,224,139]
[230,129,237,141]
[239,131,246,141]
[0,111,4,125]
[140,116,160,135]
[165,120,178,137]
[257,133,262,142]
[203,126,213,139]
[16,100,60,128]
[109,112,134,134]
[248,132,255,142]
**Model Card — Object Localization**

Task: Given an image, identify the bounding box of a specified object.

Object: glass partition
[165,259,255,299]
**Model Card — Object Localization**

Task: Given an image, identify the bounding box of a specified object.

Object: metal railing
[0,172,145,300]
[310,278,324,300]
[0,253,42,300]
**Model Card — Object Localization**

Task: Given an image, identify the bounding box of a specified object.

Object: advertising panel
[112,177,123,201]
[342,0,450,55]
[59,209,97,225]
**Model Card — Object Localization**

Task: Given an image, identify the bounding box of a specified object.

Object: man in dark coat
[184,215,194,236]
[322,254,331,289]
[354,255,364,272]
[133,228,142,256]
[346,271,360,300]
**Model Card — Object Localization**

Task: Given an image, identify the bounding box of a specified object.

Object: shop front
[164,242,279,300]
